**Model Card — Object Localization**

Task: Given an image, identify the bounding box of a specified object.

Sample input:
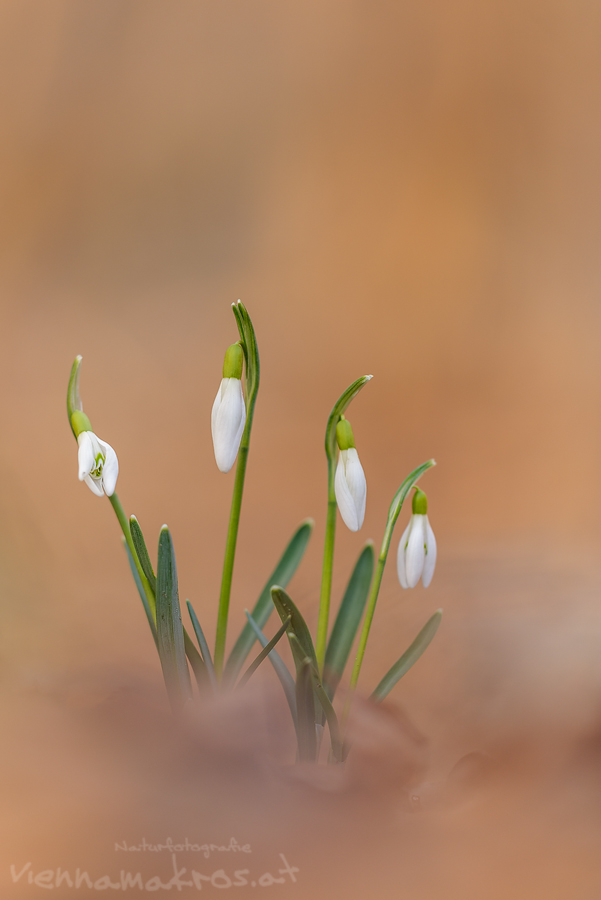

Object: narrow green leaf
[187,600,217,689]
[295,657,317,762]
[130,516,157,594]
[244,611,297,724]
[325,375,372,468]
[237,616,291,689]
[223,519,314,684]
[123,538,158,649]
[307,661,343,763]
[323,541,374,699]
[271,586,318,671]
[156,526,192,711]
[183,630,212,692]
[371,610,443,702]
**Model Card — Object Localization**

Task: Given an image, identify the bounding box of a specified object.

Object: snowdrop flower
[334,416,366,532]
[397,488,437,588]
[71,410,119,497]
[211,342,246,473]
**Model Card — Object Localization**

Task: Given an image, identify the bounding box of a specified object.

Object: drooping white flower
[77,429,119,497]
[211,343,246,473]
[397,488,437,588]
[334,417,366,532]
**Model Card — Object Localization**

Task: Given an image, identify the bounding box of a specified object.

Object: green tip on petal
[70,409,92,437]
[223,343,244,379]
[412,487,428,515]
[336,417,355,450]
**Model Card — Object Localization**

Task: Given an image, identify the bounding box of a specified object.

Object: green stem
[109,492,156,620]
[213,301,260,682]
[316,483,337,672]
[345,459,435,708]
[348,552,386,694]
[214,442,249,680]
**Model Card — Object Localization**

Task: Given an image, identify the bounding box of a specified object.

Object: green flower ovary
[412,488,428,515]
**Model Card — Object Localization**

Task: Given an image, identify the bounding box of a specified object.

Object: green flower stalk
[315,376,372,672]
[66,355,156,622]
[347,459,436,698]
[213,302,260,680]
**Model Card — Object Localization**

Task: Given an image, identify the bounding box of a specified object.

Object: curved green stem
[213,302,260,682]
[347,553,386,694]
[345,459,436,716]
[109,492,156,620]
[315,375,372,674]
[316,481,337,671]
[214,442,249,679]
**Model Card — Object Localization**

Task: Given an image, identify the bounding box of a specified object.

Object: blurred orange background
[0,2,599,898]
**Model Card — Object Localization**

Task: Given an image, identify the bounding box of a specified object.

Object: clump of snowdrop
[397,488,437,589]
[334,416,367,532]
[211,342,246,473]
[67,301,442,767]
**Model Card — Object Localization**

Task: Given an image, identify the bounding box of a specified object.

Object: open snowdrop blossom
[334,416,366,532]
[211,342,246,473]
[397,487,437,588]
[72,411,119,498]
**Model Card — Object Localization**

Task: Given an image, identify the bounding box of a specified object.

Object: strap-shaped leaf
[323,541,374,699]
[123,539,158,649]
[223,519,314,684]
[130,516,157,594]
[307,660,343,762]
[187,600,217,689]
[127,519,203,690]
[371,610,442,702]
[295,656,317,762]
[244,612,296,724]
[237,617,291,689]
[271,587,318,671]
[156,526,192,711]
[183,630,212,692]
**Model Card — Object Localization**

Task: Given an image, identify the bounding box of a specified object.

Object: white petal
[405,514,426,588]
[211,379,225,438]
[231,388,246,460]
[77,432,95,480]
[98,438,119,497]
[396,521,411,589]
[334,450,365,531]
[211,377,246,473]
[84,473,104,497]
[335,452,357,531]
[343,448,367,530]
[421,516,437,588]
